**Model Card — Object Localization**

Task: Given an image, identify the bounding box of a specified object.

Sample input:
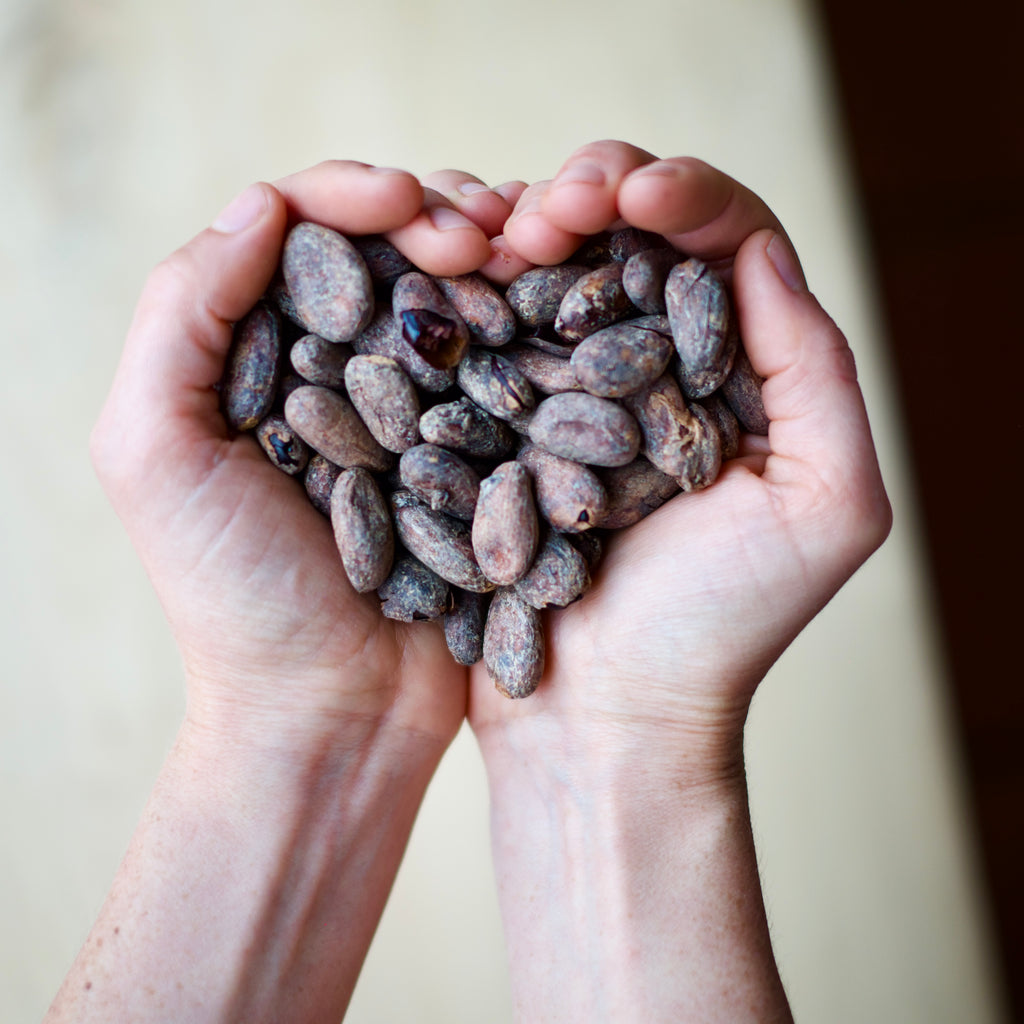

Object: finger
[541,139,659,235]
[273,160,424,235]
[384,187,494,276]
[617,158,786,272]
[93,182,289,493]
[503,180,585,266]
[493,180,529,207]
[732,229,891,560]
[421,169,517,238]
[476,235,535,286]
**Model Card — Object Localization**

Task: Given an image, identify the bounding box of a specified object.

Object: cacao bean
[330,468,394,593]
[283,385,394,472]
[282,222,374,342]
[343,354,421,453]
[483,588,545,699]
[528,392,641,467]
[222,301,281,430]
[472,462,539,586]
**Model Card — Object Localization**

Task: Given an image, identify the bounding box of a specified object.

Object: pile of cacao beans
[220,221,768,698]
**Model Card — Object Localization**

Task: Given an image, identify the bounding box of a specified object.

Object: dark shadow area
[815,1,1023,1016]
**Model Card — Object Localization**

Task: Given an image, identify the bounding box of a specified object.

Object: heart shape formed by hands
[220,220,768,698]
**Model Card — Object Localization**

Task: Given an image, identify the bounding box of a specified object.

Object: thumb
[92,183,288,494]
[731,229,891,567]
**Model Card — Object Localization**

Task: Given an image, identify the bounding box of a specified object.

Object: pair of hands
[91,139,891,795]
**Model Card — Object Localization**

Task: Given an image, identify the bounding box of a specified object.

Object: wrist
[476,716,790,1023]
[47,705,449,1024]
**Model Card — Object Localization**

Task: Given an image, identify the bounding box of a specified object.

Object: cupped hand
[91,161,500,753]
[469,141,892,781]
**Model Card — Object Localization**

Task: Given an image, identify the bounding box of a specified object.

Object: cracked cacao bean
[434,273,516,347]
[399,443,481,521]
[254,413,309,475]
[378,555,451,622]
[393,271,470,370]
[352,309,455,393]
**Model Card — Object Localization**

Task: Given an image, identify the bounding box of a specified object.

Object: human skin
[456,141,892,1022]
[43,161,512,1024]
[46,145,890,1024]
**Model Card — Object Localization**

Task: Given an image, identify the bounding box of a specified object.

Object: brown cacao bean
[399,443,481,521]
[330,468,394,593]
[516,442,607,532]
[282,222,374,343]
[569,323,674,398]
[254,413,309,475]
[392,502,494,593]
[444,588,488,665]
[304,454,342,516]
[721,343,769,435]
[222,302,282,430]
[597,457,681,529]
[434,273,516,347]
[665,258,736,398]
[283,385,394,472]
[456,348,536,424]
[622,248,681,315]
[392,271,470,370]
[483,588,545,699]
[501,344,583,396]
[514,531,590,610]
[554,263,634,342]
[505,265,589,328]
[472,462,539,586]
[378,555,451,622]
[289,333,352,388]
[343,354,421,453]
[419,397,516,459]
[528,392,641,467]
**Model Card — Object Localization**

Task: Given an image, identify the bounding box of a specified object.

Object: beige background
[0,0,1008,1020]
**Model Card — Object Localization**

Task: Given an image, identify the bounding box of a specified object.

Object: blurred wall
[0,0,1007,1020]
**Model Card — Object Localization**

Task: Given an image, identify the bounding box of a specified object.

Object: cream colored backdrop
[0,0,1008,1021]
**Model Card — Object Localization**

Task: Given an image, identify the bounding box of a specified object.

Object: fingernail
[456,180,491,196]
[766,233,807,292]
[554,161,605,187]
[627,161,684,179]
[212,184,267,233]
[429,205,475,231]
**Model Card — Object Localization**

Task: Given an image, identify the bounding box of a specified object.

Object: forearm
[46,706,445,1024]
[480,724,791,1023]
